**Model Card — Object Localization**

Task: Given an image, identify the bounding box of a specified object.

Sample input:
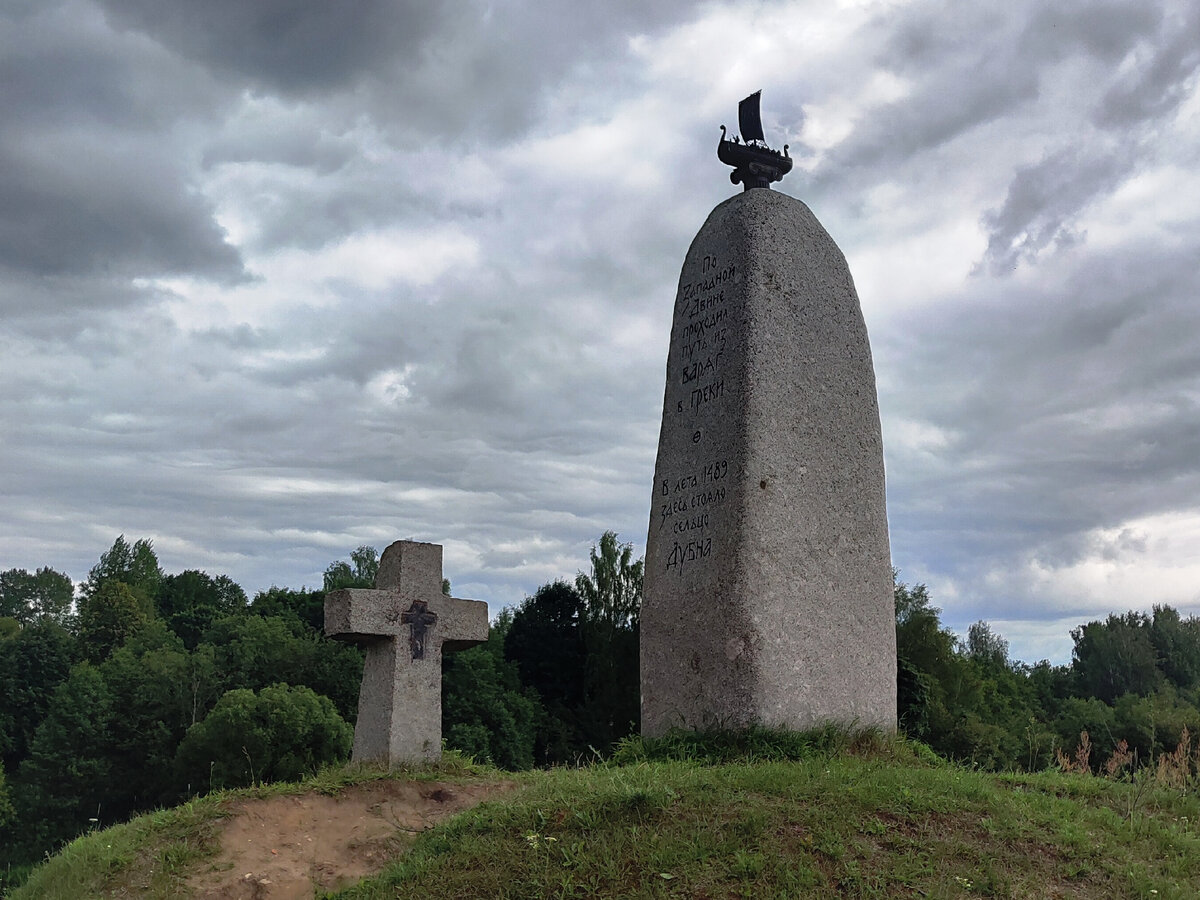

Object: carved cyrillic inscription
[665,537,713,576]
[656,249,742,574]
[676,258,735,318]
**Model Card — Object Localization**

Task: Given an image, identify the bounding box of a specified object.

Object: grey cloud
[976,1,1197,275]
[0,1,218,129]
[202,124,358,175]
[882,236,1200,595]
[0,274,152,332]
[97,0,698,143]
[1094,2,1200,127]
[821,14,1036,178]
[978,144,1130,274]
[95,0,446,94]
[828,0,1164,179]
[228,169,445,255]
[1,278,651,603]
[0,138,244,281]
[0,3,244,285]
[1022,1,1162,62]
[4,0,1198,666]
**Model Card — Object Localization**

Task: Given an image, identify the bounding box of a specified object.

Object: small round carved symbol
[692,431,702,444]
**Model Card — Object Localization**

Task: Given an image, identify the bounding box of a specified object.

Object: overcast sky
[2,0,1198,664]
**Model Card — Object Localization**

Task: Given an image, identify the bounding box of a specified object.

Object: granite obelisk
[641,93,896,736]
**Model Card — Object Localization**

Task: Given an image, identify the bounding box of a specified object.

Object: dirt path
[187,779,515,899]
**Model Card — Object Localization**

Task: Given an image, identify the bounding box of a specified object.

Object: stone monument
[640,92,896,737]
[325,540,488,764]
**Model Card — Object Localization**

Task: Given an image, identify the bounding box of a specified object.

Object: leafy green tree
[503,532,644,763]
[575,531,642,752]
[155,570,247,648]
[99,630,222,807]
[965,621,1009,670]
[323,546,379,591]
[12,664,115,852]
[506,581,586,707]
[1025,659,1074,721]
[1148,605,1200,691]
[175,684,352,792]
[10,624,221,856]
[0,567,74,626]
[0,619,77,770]
[895,580,959,680]
[896,657,933,738]
[0,761,15,832]
[204,614,362,722]
[81,536,162,610]
[443,610,541,769]
[1071,612,1163,704]
[893,579,1047,768]
[505,580,587,762]
[1050,696,1117,768]
[894,579,960,738]
[76,581,148,662]
[1111,685,1200,763]
[249,586,326,632]
[576,531,642,632]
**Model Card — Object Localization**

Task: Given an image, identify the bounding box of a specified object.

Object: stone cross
[325,540,488,764]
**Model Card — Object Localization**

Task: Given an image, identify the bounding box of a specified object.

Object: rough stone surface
[641,188,896,737]
[325,540,488,764]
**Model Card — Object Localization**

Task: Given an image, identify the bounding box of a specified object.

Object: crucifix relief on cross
[325,540,488,765]
[400,600,437,659]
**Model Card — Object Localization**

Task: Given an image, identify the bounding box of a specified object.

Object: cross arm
[440,595,489,651]
[324,587,401,642]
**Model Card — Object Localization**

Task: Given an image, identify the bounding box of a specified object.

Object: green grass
[11,734,1200,899]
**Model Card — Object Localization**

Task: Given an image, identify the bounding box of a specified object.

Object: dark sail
[718,90,791,191]
[738,90,765,144]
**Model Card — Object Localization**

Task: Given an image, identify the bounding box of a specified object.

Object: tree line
[895,580,1200,772]
[3,534,1200,884]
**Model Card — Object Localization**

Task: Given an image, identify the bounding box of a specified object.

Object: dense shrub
[175,683,353,792]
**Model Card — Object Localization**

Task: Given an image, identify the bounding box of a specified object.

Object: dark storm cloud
[97,0,699,140]
[0,139,243,281]
[0,1,244,286]
[0,274,149,332]
[95,0,445,94]
[201,123,358,175]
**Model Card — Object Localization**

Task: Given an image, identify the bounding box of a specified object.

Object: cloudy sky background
[2,0,1198,663]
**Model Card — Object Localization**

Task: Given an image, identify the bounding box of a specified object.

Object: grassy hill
[9,731,1200,899]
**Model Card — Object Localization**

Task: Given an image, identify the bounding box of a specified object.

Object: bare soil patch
[187,779,514,899]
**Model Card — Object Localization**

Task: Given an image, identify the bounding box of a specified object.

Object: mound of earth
[187,779,514,899]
